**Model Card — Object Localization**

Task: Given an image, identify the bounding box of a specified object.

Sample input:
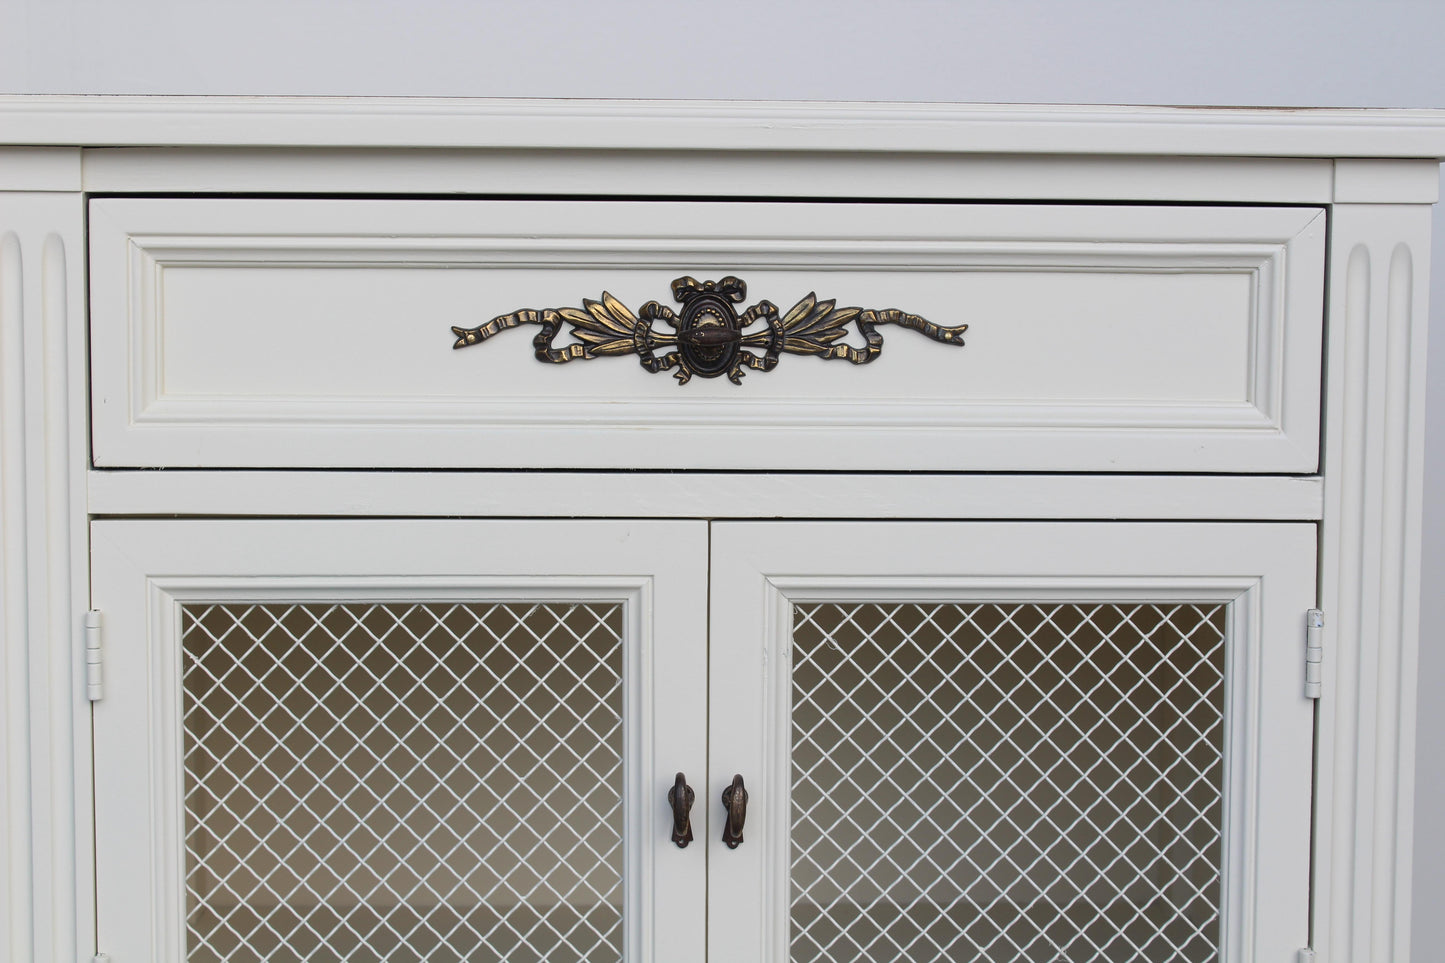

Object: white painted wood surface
[88,198,1325,472]
[78,149,1340,204]
[3,97,1445,158]
[1315,201,1434,963]
[1333,160,1442,204]
[707,521,1318,963]
[84,470,1327,520]
[1,99,1441,963]
[90,519,710,963]
[0,149,81,191]
[0,190,89,963]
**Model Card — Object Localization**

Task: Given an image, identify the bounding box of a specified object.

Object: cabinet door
[92,519,709,963]
[708,522,1316,963]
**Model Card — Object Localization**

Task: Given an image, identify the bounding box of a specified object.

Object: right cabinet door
[707,522,1316,963]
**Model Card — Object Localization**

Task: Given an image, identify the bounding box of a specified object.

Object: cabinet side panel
[1317,202,1432,963]
[0,187,88,963]
[1,214,34,963]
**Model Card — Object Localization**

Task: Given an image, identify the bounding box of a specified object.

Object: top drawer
[88,198,1324,472]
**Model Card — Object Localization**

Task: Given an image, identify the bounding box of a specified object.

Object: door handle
[721,774,748,849]
[668,772,695,848]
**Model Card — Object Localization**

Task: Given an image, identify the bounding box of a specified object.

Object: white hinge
[1304,609,1324,698]
[1304,608,1324,699]
[84,610,103,701]
[1297,947,1317,963]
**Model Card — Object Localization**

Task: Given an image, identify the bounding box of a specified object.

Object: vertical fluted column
[0,155,86,963]
[1318,187,1434,963]
[1,214,33,963]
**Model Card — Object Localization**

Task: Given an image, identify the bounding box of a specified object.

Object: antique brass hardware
[451,275,967,385]
[721,773,748,849]
[668,772,695,848]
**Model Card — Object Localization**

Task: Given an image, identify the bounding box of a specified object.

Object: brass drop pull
[668,772,695,848]
[721,774,748,849]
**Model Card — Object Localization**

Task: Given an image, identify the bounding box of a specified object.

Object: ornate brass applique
[450,275,967,384]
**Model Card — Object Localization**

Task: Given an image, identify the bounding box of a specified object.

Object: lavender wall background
[4,0,1442,953]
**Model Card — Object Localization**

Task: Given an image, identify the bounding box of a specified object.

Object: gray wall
[3,0,1442,951]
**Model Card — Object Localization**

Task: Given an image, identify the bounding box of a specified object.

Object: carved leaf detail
[562,292,640,356]
[779,293,861,354]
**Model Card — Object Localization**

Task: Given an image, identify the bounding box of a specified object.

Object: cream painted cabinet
[1,99,1442,963]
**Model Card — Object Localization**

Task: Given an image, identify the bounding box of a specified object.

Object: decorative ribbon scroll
[451,275,967,385]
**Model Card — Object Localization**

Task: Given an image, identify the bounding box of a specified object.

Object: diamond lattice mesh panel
[180,601,625,963]
[790,602,1227,963]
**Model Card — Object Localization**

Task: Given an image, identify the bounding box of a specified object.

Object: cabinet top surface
[4,95,1445,157]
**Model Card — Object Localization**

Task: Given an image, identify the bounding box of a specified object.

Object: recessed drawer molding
[451,274,969,385]
[88,198,1326,471]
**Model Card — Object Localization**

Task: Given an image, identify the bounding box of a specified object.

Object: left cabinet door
[91,519,709,963]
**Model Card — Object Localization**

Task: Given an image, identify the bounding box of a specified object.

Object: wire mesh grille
[180,600,625,963]
[790,601,1227,963]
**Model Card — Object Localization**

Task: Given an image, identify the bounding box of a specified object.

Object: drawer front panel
[89,199,1325,470]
